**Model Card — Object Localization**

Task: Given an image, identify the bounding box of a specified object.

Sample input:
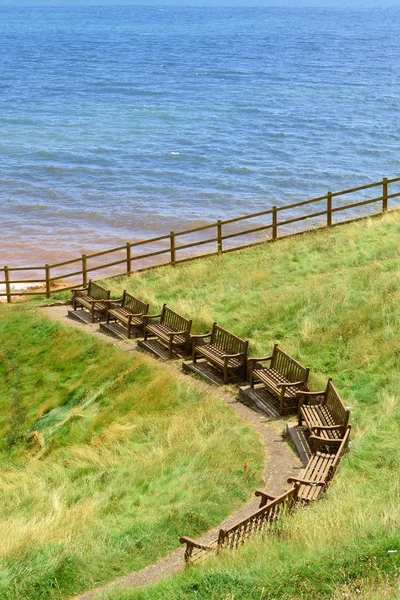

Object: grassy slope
[102,211,400,599]
[0,306,263,600]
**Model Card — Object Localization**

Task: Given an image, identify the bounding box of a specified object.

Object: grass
[0,305,263,600]
[96,211,400,599]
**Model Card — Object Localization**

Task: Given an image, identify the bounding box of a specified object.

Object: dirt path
[40,305,303,600]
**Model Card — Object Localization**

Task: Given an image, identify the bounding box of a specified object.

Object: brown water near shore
[1,232,133,269]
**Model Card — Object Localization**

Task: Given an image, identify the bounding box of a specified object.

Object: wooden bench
[248,344,310,415]
[192,323,249,384]
[105,291,149,338]
[286,425,351,503]
[180,487,296,564]
[71,280,110,322]
[298,378,350,451]
[144,304,192,358]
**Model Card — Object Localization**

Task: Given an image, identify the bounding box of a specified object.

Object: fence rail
[2,176,400,303]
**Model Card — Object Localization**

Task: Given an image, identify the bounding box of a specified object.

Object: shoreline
[2,175,399,302]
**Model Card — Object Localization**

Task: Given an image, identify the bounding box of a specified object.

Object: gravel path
[40,305,303,600]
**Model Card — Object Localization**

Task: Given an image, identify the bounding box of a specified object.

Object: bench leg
[241,362,247,381]
[183,543,194,564]
[91,305,95,323]
[192,345,197,363]
[168,339,173,359]
[248,362,256,387]
[249,370,254,388]
[279,392,285,416]
[144,326,148,341]
[223,365,229,385]
[298,410,303,427]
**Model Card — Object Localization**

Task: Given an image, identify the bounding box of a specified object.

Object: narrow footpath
[41,305,303,600]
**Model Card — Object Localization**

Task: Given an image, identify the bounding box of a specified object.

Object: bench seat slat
[249,345,309,415]
[144,305,192,358]
[71,280,111,322]
[253,367,302,399]
[296,452,334,501]
[299,379,350,449]
[196,344,243,369]
[78,297,107,311]
[105,292,149,337]
[108,309,144,328]
[147,323,186,346]
[192,323,248,384]
[292,426,351,503]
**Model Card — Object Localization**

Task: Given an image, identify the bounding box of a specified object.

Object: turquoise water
[1,6,400,265]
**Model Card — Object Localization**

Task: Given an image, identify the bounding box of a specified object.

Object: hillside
[100,211,400,599]
[0,307,263,600]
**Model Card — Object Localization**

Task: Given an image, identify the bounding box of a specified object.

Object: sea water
[1,5,400,266]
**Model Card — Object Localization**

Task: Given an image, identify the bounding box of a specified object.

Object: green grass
[0,306,263,600]
[99,211,400,599]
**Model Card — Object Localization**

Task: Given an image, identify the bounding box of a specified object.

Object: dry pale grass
[0,307,263,599]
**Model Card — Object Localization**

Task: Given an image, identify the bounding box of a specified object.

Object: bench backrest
[324,379,350,427]
[210,323,249,356]
[122,291,149,315]
[217,487,296,549]
[88,280,110,301]
[271,344,309,383]
[161,304,192,334]
[331,425,351,472]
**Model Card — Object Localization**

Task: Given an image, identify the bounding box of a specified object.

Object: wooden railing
[1,176,400,302]
[180,487,296,564]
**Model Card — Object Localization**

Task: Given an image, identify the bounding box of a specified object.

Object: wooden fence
[1,176,400,302]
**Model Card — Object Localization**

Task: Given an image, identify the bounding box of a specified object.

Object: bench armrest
[254,490,276,506]
[191,332,212,340]
[143,313,162,322]
[296,390,325,398]
[277,380,306,389]
[168,330,189,338]
[179,537,213,551]
[106,302,123,311]
[311,424,345,432]
[71,287,88,295]
[309,434,346,452]
[287,477,325,487]
[297,390,325,409]
[254,490,276,500]
[247,355,273,365]
[104,298,123,305]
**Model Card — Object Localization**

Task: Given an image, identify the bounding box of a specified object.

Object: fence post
[382,178,388,212]
[4,266,11,304]
[217,220,223,254]
[272,206,278,241]
[45,264,51,299]
[217,529,226,548]
[126,242,132,274]
[82,254,88,287]
[170,232,176,266]
[327,192,333,226]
